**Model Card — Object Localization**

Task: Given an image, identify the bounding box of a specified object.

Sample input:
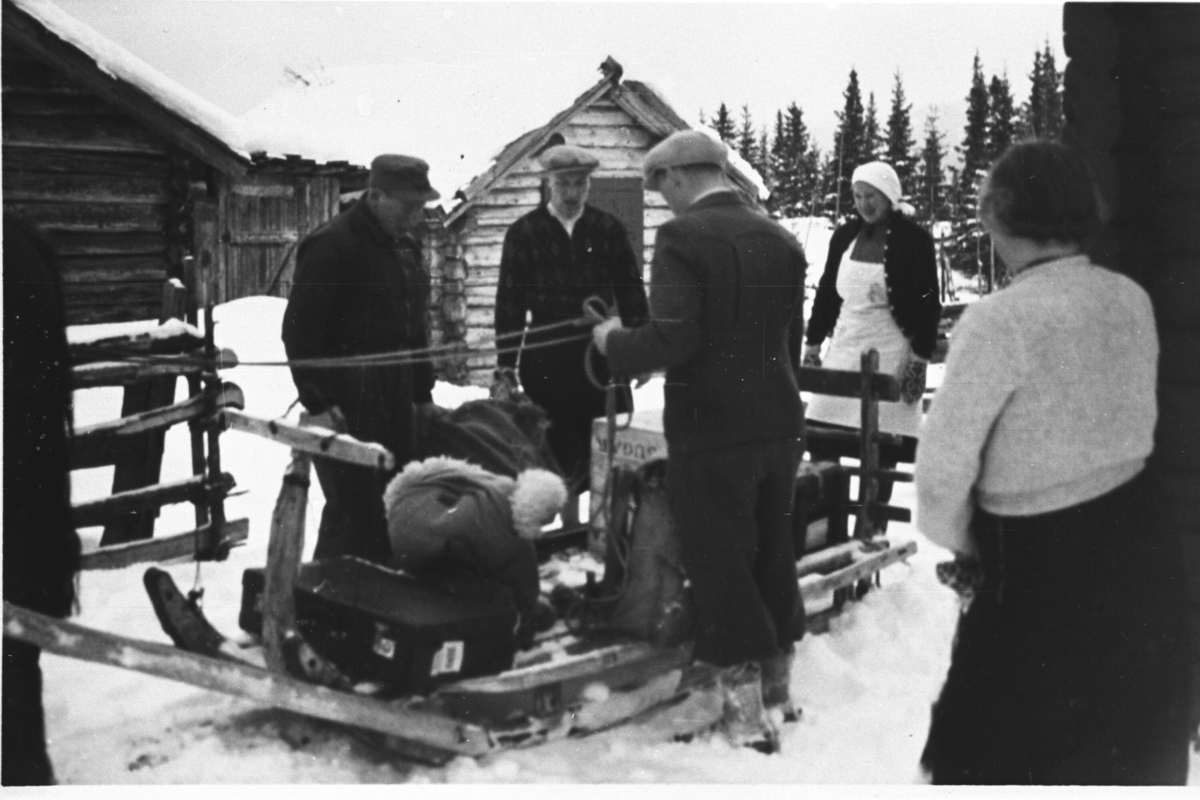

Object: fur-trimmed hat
[642,130,729,191]
[538,144,600,174]
[851,161,902,206]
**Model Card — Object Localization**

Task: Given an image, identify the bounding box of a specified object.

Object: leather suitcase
[293,557,520,695]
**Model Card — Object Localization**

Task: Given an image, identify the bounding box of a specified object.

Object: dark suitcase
[293,557,520,695]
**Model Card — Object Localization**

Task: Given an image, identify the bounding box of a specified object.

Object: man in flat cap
[283,154,439,563]
[592,130,808,750]
[494,144,649,526]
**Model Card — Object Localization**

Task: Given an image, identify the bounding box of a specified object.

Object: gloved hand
[900,355,928,405]
[490,367,520,401]
[801,344,823,368]
[301,405,347,434]
[592,316,623,355]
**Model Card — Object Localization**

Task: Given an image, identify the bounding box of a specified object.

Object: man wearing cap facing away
[282,154,439,563]
[494,144,649,526]
[592,131,808,751]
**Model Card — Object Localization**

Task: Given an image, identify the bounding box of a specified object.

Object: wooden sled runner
[4,350,918,765]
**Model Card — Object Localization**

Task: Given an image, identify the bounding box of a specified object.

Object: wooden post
[858,349,882,540]
[99,278,187,545]
[262,451,311,673]
[199,302,229,558]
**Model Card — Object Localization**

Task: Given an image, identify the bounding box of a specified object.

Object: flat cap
[369,154,440,201]
[642,130,728,190]
[537,144,600,174]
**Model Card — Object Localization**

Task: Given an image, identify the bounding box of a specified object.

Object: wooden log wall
[446,98,672,385]
[1062,2,1200,730]
[2,40,179,324]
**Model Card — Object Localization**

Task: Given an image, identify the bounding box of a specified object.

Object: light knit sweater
[915,255,1158,554]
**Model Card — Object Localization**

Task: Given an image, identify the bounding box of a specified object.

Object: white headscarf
[851,161,903,206]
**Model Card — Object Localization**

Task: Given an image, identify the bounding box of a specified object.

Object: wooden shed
[2,0,367,325]
[430,57,763,384]
[1061,1,1200,728]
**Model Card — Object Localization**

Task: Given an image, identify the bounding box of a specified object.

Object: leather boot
[759,650,801,723]
[718,661,780,753]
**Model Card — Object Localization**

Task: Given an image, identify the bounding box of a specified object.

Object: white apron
[805,250,922,438]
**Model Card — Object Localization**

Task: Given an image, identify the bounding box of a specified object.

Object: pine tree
[987,73,1017,162]
[788,104,819,216]
[737,104,758,167]
[884,70,917,193]
[768,110,793,215]
[712,103,736,144]
[758,128,771,187]
[1019,44,1063,141]
[831,68,868,220]
[865,92,885,163]
[914,109,947,225]
[952,53,991,277]
[1039,44,1064,140]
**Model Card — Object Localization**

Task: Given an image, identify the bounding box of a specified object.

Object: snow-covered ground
[44,297,1196,790]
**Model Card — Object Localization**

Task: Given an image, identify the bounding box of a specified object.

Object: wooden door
[218,174,340,302]
[588,176,644,269]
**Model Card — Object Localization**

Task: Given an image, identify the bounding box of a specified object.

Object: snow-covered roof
[6,0,363,174]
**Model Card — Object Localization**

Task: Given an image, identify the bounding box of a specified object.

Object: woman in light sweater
[916,141,1191,785]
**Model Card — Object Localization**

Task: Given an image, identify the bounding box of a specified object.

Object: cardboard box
[588,408,849,557]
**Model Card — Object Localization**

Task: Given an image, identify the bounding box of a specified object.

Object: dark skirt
[921,470,1192,785]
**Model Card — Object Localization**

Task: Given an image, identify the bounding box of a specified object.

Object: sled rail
[78,518,249,571]
[3,602,492,759]
[222,410,395,471]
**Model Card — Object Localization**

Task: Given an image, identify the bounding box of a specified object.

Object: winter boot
[760,651,801,724]
[718,662,780,754]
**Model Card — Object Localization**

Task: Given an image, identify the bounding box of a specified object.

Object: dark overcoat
[282,200,434,457]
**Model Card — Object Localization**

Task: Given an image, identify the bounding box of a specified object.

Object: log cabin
[1062,1,1200,729]
[431,57,765,384]
[2,0,367,325]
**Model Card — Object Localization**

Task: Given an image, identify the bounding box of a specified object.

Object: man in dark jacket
[494,144,649,525]
[282,155,438,563]
[593,131,808,747]
[3,214,82,785]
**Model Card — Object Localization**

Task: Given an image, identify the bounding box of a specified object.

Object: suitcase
[293,557,520,695]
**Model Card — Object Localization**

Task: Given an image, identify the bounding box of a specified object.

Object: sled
[4,348,918,764]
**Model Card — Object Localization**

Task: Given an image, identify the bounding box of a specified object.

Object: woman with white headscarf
[803,162,941,528]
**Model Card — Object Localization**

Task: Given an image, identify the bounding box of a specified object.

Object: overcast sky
[53,1,1064,160]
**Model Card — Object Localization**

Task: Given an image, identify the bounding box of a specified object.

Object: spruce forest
[704,45,1065,289]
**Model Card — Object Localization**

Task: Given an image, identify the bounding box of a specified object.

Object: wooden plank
[43,231,164,257]
[560,125,654,150]
[59,255,169,284]
[70,349,238,389]
[473,188,541,209]
[73,473,234,529]
[0,92,118,116]
[78,519,250,570]
[798,540,918,600]
[71,393,206,448]
[227,231,299,246]
[2,146,173,178]
[5,201,166,234]
[1,171,168,204]
[2,113,171,155]
[570,107,639,128]
[222,410,395,471]
[1,602,490,758]
[795,541,860,578]
[62,296,160,327]
[263,452,310,673]
[69,327,207,363]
